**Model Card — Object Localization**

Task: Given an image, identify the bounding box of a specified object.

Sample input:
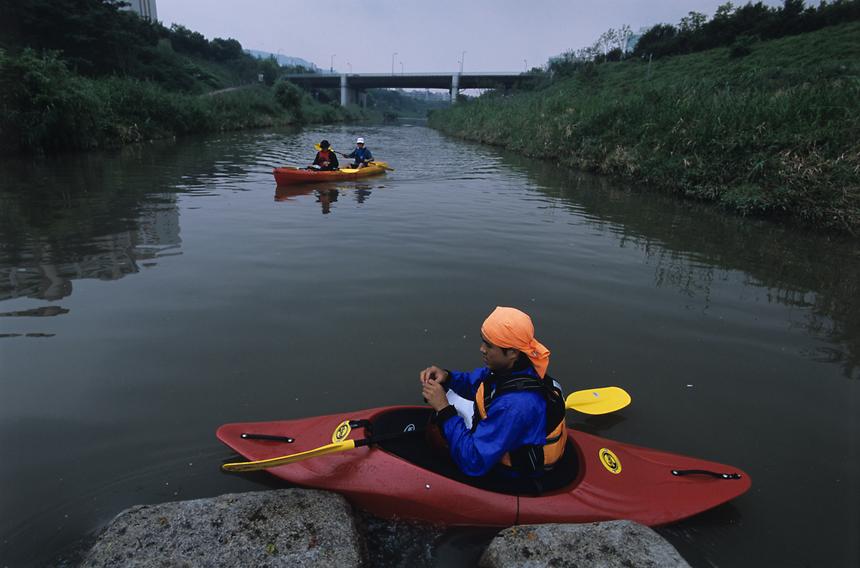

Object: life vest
[474,373,567,473]
[351,147,371,162]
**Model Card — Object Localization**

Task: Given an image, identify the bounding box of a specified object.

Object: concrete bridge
[283,72,525,106]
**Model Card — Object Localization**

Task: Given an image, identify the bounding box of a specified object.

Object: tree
[679,11,708,32]
[274,80,303,121]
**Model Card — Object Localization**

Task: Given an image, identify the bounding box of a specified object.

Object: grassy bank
[429,22,860,234]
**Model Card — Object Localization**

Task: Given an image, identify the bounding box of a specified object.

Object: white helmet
[356,137,365,144]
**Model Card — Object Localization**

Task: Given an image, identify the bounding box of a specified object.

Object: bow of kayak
[216,406,750,527]
[273,163,388,185]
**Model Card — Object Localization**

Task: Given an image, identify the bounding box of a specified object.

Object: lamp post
[460,50,466,73]
[347,61,352,73]
[330,54,335,73]
[400,61,404,75]
[391,52,398,75]
[524,59,528,72]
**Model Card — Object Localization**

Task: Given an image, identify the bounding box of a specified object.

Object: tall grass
[429,22,860,234]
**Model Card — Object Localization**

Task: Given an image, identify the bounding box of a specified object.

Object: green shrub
[0,49,104,152]
[274,80,304,122]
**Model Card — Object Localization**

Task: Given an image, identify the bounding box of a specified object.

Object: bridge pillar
[450,73,460,103]
[340,74,349,106]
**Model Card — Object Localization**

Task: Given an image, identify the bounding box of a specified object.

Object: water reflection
[509,156,860,380]
[274,183,373,214]
[0,306,69,317]
[0,195,181,303]
[274,186,315,202]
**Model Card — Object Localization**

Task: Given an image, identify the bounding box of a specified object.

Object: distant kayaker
[311,140,339,171]
[346,137,373,168]
[419,307,567,489]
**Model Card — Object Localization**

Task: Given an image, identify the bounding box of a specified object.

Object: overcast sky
[157,0,784,73]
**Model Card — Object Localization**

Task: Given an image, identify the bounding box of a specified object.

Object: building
[122,0,158,21]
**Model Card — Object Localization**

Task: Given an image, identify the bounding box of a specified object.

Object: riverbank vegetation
[430,2,859,234]
[0,0,416,155]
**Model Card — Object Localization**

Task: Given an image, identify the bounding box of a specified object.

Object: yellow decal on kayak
[332,421,352,443]
[599,448,622,474]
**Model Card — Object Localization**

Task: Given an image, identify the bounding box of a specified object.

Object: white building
[122,0,158,21]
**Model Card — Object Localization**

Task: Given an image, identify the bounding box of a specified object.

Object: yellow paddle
[222,386,631,472]
[564,386,632,415]
[223,421,417,472]
[313,143,395,171]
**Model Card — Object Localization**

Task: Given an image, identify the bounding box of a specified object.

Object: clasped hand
[419,365,449,411]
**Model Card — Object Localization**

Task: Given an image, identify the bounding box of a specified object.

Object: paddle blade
[565,386,631,415]
[222,440,356,472]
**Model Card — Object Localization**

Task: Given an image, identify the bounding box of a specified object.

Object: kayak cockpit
[371,407,582,496]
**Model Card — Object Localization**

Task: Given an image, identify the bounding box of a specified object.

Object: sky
[157,0,785,73]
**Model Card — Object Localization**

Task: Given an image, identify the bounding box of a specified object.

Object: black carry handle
[671,469,742,480]
[241,433,295,443]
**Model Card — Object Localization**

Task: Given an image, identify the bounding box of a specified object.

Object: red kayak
[216,406,751,527]
[273,162,388,185]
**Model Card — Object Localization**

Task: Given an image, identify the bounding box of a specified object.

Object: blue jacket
[346,146,373,163]
[440,366,547,477]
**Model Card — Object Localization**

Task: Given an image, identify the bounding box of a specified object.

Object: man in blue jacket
[419,307,566,482]
[346,137,373,168]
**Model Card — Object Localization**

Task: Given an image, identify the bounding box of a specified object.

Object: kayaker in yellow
[311,140,339,171]
[346,137,373,168]
[419,307,567,486]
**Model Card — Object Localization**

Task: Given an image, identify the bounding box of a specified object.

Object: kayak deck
[273,163,388,185]
[217,406,751,527]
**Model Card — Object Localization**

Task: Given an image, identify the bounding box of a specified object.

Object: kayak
[216,406,751,527]
[273,163,388,185]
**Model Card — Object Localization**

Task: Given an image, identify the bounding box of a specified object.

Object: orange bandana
[480,306,550,378]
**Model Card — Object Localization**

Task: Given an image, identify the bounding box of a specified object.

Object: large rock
[81,489,362,568]
[479,520,691,568]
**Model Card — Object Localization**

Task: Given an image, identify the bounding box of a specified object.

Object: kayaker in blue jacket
[420,307,566,482]
[346,137,373,168]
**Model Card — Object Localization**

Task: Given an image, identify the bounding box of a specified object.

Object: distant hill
[245,50,318,71]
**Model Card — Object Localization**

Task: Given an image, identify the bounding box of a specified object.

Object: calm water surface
[1,125,858,567]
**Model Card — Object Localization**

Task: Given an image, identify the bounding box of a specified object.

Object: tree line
[0,0,313,92]
[548,0,860,75]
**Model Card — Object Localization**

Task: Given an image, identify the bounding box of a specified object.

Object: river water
[0,124,857,567]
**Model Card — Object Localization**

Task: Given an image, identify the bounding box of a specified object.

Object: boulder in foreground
[81,489,362,568]
[479,520,691,568]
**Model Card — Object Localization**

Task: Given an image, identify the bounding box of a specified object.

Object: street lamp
[524,59,528,72]
[330,54,335,73]
[347,61,353,73]
[460,50,466,73]
[391,52,398,75]
[400,61,404,75]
